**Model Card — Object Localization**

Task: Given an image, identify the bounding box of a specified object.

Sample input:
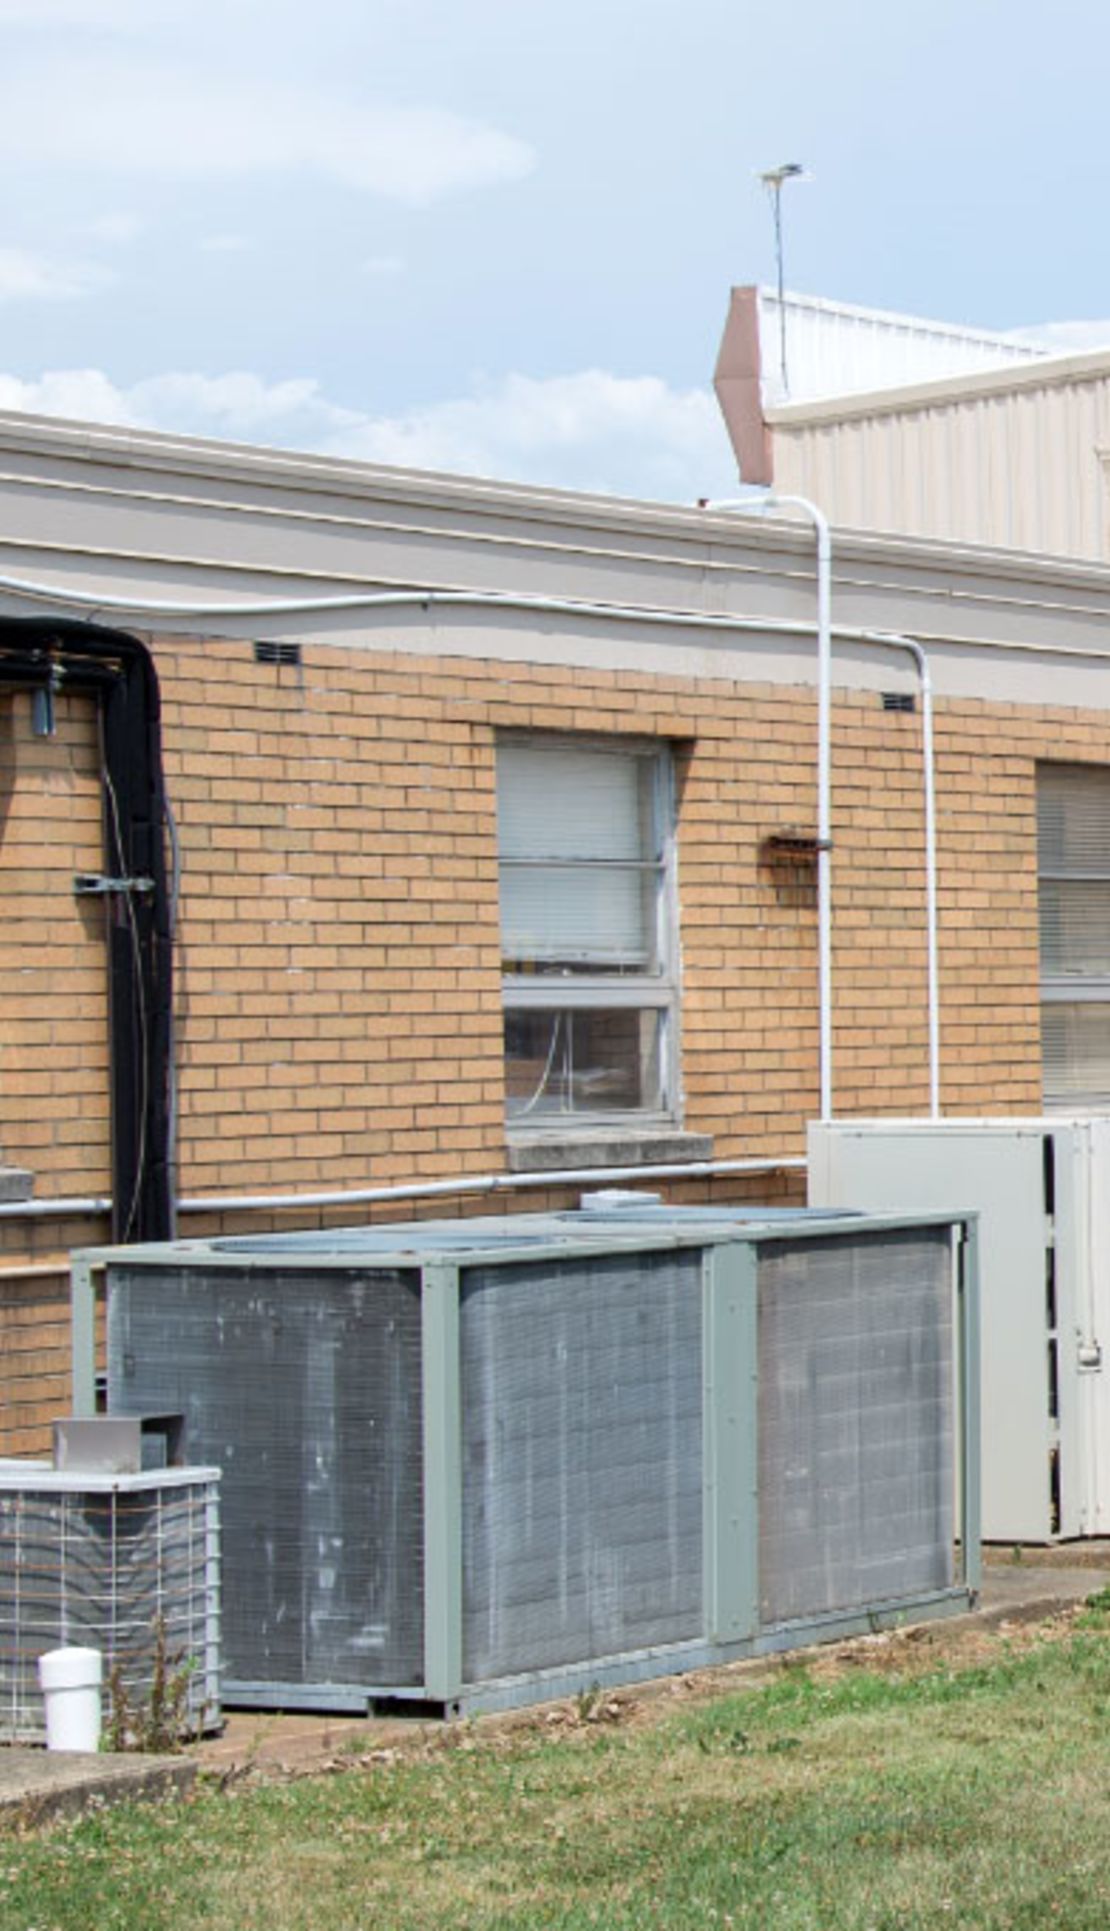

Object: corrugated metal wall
[774,368,1110,561]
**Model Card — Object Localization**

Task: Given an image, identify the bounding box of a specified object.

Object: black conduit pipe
[0,619,172,1241]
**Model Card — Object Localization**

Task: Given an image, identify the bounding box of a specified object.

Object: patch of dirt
[199,1595,1107,1790]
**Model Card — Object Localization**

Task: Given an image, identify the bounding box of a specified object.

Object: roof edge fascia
[767,341,1110,428]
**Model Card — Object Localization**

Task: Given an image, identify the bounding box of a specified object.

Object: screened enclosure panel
[459,1249,703,1681]
[757,1230,954,1625]
[108,1265,425,1688]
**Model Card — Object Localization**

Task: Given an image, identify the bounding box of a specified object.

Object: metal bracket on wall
[73,873,155,898]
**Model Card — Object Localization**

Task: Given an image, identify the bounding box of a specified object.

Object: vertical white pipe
[865,632,940,1118]
[706,494,834,1120]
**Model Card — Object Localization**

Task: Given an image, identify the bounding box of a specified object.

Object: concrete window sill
[505,1131,714,1175]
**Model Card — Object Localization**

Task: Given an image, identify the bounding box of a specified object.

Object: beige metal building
[715,286,1110,562]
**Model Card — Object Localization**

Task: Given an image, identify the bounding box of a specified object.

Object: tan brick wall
[7,634,1110,1450]
[0,689,109,1197]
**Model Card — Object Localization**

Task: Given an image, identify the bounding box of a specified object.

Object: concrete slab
[0,1748,196,1828]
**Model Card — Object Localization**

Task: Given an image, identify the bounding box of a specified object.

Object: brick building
[2,409,1110,1450]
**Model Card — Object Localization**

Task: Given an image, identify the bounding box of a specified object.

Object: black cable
[0,617,173,1241]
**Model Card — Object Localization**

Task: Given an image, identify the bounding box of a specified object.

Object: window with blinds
[1038,764,1110,1106]
[497,736,677,1127]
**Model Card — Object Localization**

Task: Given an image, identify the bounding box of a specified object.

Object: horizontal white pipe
[5,560,1110,680]
[0,1196,111,1220]
[0,1158,805,1223]
[175,1156,807,1215]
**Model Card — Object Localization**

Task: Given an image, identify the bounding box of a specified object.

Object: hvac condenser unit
[72,1206,978,1716]
[0,1461,220,1743]
[809,1115,1110,1544]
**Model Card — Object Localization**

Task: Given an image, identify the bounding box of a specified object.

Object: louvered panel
[108,1265,424,1689]
[757,1230,954,1625]
[459,1249,703,1681]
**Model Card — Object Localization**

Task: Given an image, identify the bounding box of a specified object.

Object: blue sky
[0,0,1106,500]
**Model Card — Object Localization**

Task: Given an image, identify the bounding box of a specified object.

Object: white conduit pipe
[0,1157,805,1222]
[865,631,940,1119]
[704,495,833,1119]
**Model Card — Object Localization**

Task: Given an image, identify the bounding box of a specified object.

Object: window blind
[498,742,660,968]
[1038,765,1110,1104]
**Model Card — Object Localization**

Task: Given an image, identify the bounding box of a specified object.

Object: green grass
[7,1615,1110,1930]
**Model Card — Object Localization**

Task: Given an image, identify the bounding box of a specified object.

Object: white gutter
[704,495,833,1120]
[0,1156,806,1222]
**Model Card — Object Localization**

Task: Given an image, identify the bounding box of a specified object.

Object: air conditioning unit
[809,1116,1110,1543]
[0,1461,220,1742]
[74,1206,977,1716]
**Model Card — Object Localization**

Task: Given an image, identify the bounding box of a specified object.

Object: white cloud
[0,56,536,205]
[332,371,732,500]
[1012,319,1110,355]
[0,248,110,303]
[0,368,136,419]
[0,364,737,502]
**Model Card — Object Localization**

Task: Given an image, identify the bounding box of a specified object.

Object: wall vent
[252,641,302,667]
[881,691,916,713]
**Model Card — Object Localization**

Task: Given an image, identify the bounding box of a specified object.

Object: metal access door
[809,1122,1052,1543]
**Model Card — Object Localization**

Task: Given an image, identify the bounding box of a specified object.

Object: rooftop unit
[810,1116,1110,1543]
[73,1204,979,1716]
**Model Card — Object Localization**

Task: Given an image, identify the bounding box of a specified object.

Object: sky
[2,0,1110,503]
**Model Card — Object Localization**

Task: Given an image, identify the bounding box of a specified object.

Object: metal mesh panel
[758,1229,954,1625]
[108,1264,424,1689]
[0,1475,219,1742]
[460,1248,703,1682]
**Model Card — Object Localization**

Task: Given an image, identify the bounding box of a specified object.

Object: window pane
[1038,765,1110,874]
[498,743,656,864]
[501,862,660,971]
[1040,880,1110,976]
[1043,1002,1110,1106]
[504,1008,663,1119]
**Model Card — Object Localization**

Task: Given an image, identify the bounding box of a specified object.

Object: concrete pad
[0,1748,196,1829]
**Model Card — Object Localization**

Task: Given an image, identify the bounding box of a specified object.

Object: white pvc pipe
[864,631,940,1118]
[0,1195,112,1220]
[38,1646,102,1752]
[0,1157,806,1223]
[705,495,833,1120]
[176,1154,807,1214]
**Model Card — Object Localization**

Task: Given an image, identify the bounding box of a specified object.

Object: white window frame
[497,732,681,1134]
